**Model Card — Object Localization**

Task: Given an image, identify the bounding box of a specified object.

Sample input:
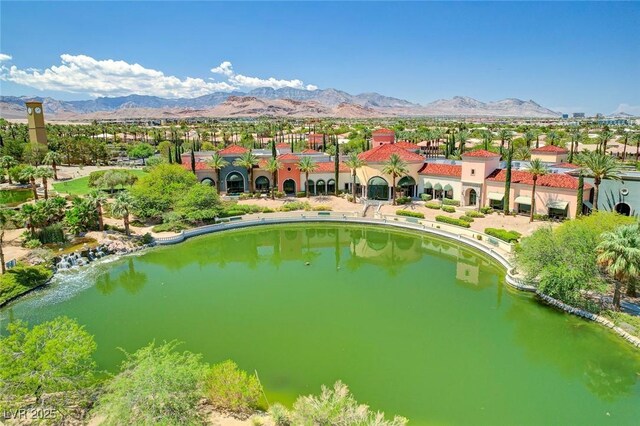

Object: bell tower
[25,101,47,145]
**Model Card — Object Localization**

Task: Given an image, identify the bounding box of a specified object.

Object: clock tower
[25,101,47,145]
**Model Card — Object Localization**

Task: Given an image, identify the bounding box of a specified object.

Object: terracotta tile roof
[276,143,290,148]
[418,163,462,178]
[486,169,591,190]
[462,149,500,158]
[372,128,395,134]
[277,153,300,162]
[358,143,424,163]
[257,158,270,168]
[181,161,210,171]
[552,162,580,169]
[531,145,568,153]
[219,144,248,155]
[311,162,350,173]
[395,141,420,150]
[301,148,320,154]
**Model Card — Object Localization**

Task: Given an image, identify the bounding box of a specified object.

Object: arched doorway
[615,202,631,216]
[466,188,477,206]
[434,183,443,200]
[255,176,270,193]
[226,172,244,194]
[283,179,296,195]
[316,180,326,195]
[307,180,315,195]
[367,176,389,200]
[327,179,336,195]
[443,184,454,200]
[398,176,416,198]
[200,177,215,186]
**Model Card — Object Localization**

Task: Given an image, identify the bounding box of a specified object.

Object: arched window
[255,176,270,192]
[367,176,389,200]
[307,180,315,195]
[327,179,336,194]
[283,179,296,194]
[200,177,215,186]
[316,180,326,195]
[226,172,245,194]
[443,184,454,200]
[398,176,416,198]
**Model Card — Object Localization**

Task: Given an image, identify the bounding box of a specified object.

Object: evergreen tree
[503,145,513,214]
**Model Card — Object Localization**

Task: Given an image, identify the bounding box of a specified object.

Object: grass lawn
[53,170,148,196]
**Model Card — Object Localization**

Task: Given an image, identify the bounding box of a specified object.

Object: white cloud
[0,55,319,98]
[211,60,318,91]
[613,103,640,115]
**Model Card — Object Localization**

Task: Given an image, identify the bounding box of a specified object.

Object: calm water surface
[2,224,640,425]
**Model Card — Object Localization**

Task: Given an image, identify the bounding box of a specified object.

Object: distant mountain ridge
[0,89,563,119]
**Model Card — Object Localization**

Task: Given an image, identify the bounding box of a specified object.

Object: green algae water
[2,224,640,425]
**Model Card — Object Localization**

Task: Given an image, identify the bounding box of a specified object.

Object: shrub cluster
[442,198,460,206]
[464,210,485,218]
[396,210,425,219]
[459,215,474,223]
[480,206,494,215]
[425,201,441,209]
[312,205,332,211]
[279,201,311,212]
[420,193,432,201]
[395,196,412,205]
[484,228,522,243]
[441,205,456,213]
[435,215,471,228]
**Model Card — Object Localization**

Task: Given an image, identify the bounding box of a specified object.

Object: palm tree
[297,156,318,197]
[265,157,282,200]
[498,129,511,155]
[617,130,630,162]
[35,167,54,200]
[0,209,15,274]
[546,131,560,146]
[111,192,135,236]
[233,151,259,193]
[503,145,514,214]
[598,130,612,154]
[523,130,535,148]
[344,152,366,203]
[597,223,640,310]
[578,151,622,210]
[19,166,39,200]
[482,130,493,150]
[525,159,548,222]
[632,133,640,162]
[43,151,63,180]
[382,153,409,205]
[86,190,107,231]
[457,130,469,154]
[206,152,229,194]
[0,156,17,184]
[568,129,582,163]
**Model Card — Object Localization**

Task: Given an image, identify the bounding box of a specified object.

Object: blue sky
[1,1,639,114]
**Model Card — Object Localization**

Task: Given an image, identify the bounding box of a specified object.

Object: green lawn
[53,169,148,196]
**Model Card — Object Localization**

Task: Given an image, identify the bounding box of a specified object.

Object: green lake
[0,188,32,206]
[2,224,640,425]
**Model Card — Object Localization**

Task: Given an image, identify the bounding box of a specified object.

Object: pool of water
[0,188,32,206]
[2,224,639,425]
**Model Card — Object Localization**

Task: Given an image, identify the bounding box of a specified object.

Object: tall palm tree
[43,151,62,180]
[482,130,493,151]
[233,151,259,193]
[206,152,229,194]
[598,130,612,154]
[578,151,622,210]
[546,131,560,146]
[297,156,318,197]
[265,157,282,200]
[457,130,469,154]
[35,167,54,200]
[632,133,640,162]
[503,145,514,214]
[344,152,366,203]
[86,190,107,231]
[525,159,548,222]
[597,223,640,310]
[382,153,409,205]
[111,192,135,236]
[19,165,39,200]
[523,130,535,148]
[498,129,511,155]
[0,156,17,184]
[617,130,630,162]
[568,129,582,163]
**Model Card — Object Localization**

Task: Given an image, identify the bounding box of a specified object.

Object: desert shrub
[312,205,332,211]
[262,208,275,213]
[533,213,551,221]
[425,201,441,209]
[435,215,471,228]
[0,264,53,305]
[420,193,432,201]
[396,210,424,219]
[480,206,494,215]
[96,341,207,426]
[291,381,407,426]
[206,360,263,415]
[238,193,252,200]
[140,233,153,245]
[274,191,285,199]
[24,239,42,249]
[346,194,354,202]
[395,196,412,205]
[151,222,189,233]
[269,403,292,426]
[36,223,66,244]
[442,198,460,206]
[459,215,474,223]
[8,164,29,184]
[464,210,485,218]
[296,191,307,198]
[279,201,311,212]
[441,205,456,213]
[484,228,522,243]
[220,210,245,217]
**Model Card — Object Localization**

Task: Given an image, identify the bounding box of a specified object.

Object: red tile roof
[395,141,420,150]
[257,158,270,168]
[277,153,300,162]
[358,143,424,163]
[219,144,248,155]
[276,143,290,148]
[301,148,320,154]
[181,161,210,171]
[486,169,591,190]
[311,162,350,173]
[372,128,395,134]
[552,162,580,169]
[418,163,462,178]
[531,145,568,153]
[462,149,500,158]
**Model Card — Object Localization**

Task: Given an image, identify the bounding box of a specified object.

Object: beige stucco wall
[418,175,462,200]
[355,163,422,188]
[531,152,568,163]
[461,157,500,183]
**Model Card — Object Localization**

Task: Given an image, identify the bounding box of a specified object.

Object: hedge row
[441,205,456,213]
[396,210,425,219]
[425,202,441,209]
[484,228,522,243]
[442,198,461,206]
[435,215,471,228]
[464,210,486,218]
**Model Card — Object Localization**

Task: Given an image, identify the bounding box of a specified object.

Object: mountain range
[0,88,563,119]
